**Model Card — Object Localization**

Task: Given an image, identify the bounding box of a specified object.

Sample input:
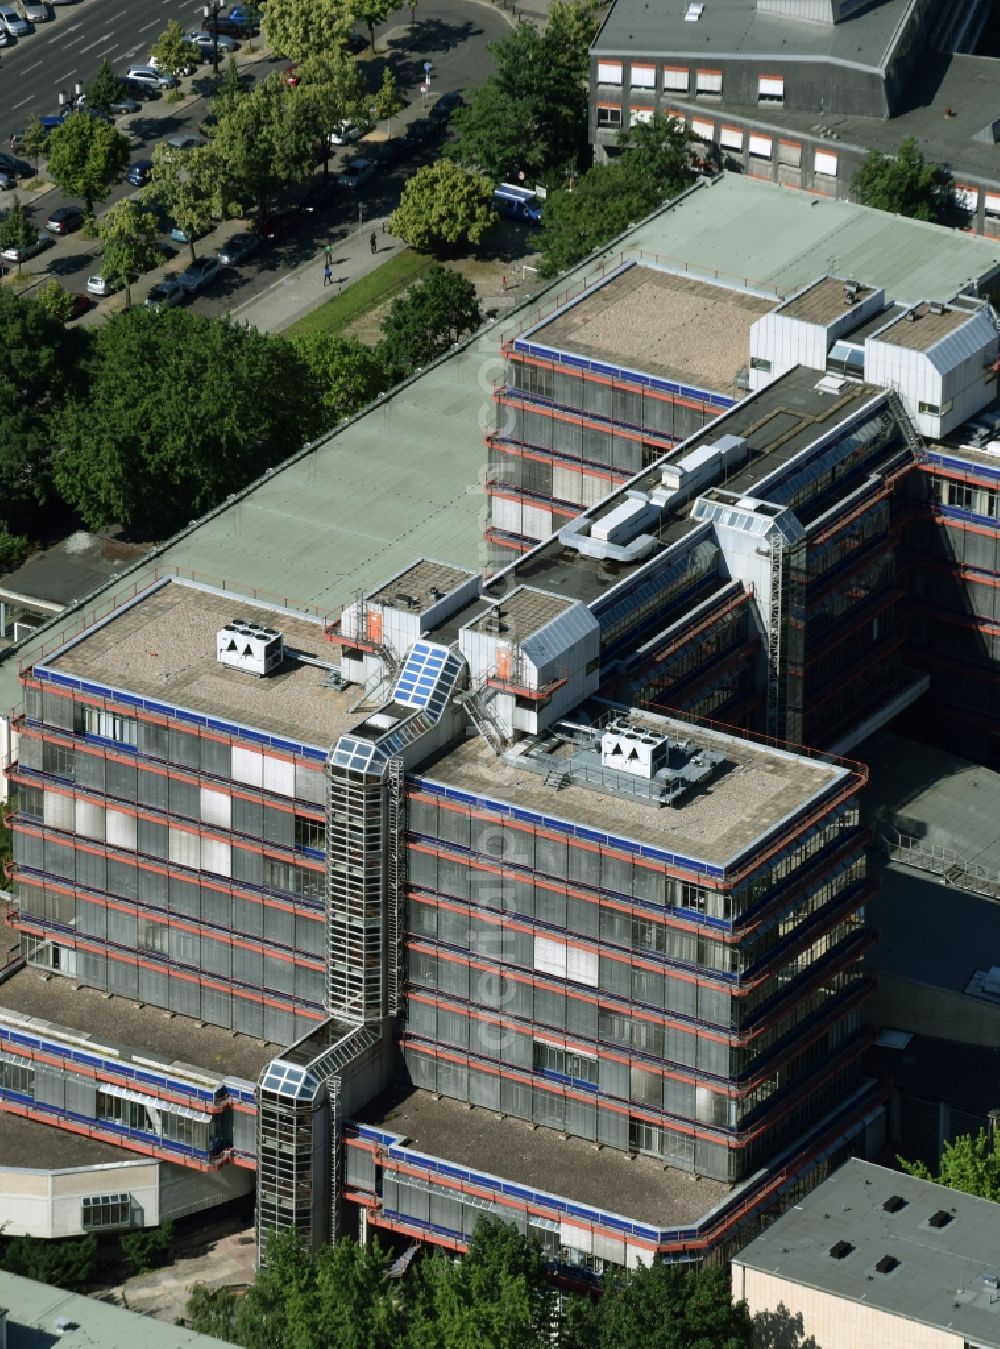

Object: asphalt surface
[0,0,512,319]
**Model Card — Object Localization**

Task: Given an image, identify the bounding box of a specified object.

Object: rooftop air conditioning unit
[216,620,284,677]
[601,719,669,778]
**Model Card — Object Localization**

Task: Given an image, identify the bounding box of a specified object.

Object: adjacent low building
[733,1157,1000,1349]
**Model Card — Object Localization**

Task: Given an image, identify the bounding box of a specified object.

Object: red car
[285,64,299,87]
[257,209,300,242]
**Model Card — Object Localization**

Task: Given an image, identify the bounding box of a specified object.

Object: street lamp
[203,1,222,76]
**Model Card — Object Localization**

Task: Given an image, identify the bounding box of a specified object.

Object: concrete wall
[868,972,1000,1047]
[0,1160,158,1238]
[732,1264,963,1349]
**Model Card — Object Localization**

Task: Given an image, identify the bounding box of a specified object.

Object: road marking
[12,95,34,110]
[53,70,77,84]
[108,7,127,17]
[20,58,42,73]
[76,32,113,54]
[46,20,81,42]
[137,18,158,31]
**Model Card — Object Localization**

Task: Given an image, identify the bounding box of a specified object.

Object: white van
[127,65,179,91]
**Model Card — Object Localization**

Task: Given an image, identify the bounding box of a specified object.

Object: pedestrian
[8,134,14,151]
[369,230,377,255]
[323,242,333,265]
[323,262,333,287]
[501,273,507,294]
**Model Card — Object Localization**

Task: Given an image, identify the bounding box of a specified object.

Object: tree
[544,0,600,84]
[150,20,201,78]
[408,1216,556,1347]
[20,113,49,175]
[213,72,319,218]
[289,48,369,178]
[0,193,39,273]
[51,307,321,537]
[378,265,482,380]
[213,55,250,124]
[390,160,497,254]
[263,0,352,62]
[449,14,595,186]
[1,1233,98,1291]
[45,111,130,218]
[33,280,78,324]
[121,1219,174,1274]
[352,0,392,52]
[618,112,691,197]
[288,332,387,427]
[84,56,126,117]
[98,199,164,308]
[592,1262,754,1349]
[900,1127,1000,1201]
[145,143,223,262]
[371,67,404,126]
[852,137,942,222]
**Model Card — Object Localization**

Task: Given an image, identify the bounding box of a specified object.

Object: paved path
[112,1224,256,1327]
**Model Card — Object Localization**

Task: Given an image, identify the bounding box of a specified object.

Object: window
[532,1039,598,1086]
[294,814,326,852]
[630,108,654,126]
[695,69,722,97]
[719,126,743,151]
[0,1054,34,1097]
[263,857,325,901]
[750,356,772,372]
[630,64,655,90]
[81,1194,132,1230]
[597,105,622,128]
[17,785,43,821]
[757,75,784,103]
[814,149,838,178]
[748,133,773,161]
[97,1089,155,1133]
[691,117,714,141]
[533,935,598,986]
[629,1117,663,1157]
[778,140,801,168]
[663,66,688,92]
[74,704,137,747]
[42,740,75,780]
[986,192,1000,219]
[918,400,951,417]
[597,60,623,86]
[954,184,978,212]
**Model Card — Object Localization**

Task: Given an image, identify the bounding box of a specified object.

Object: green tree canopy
[0,192,39,272]
[45,110,131,217]
[352,0,391,51]
[213,55,251,123]
[288,332,386,426]
[213,73,319,217]
[150,20,201,77]
[20,113,49,173]
[900,1127,1000,1201]
[145,143,225,261]
[377,265,482,380]
[389,160,497,254]
[33,280,78,324]
[84,56,126,117]
[289,48,369,176]
[852,137,942,222]
[97,198,164,307]
[0,1233,98,1291]
[263,0,352,62]
[51,307,320,537]
[449,5,598,185]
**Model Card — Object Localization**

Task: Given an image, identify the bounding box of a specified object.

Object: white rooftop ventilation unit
[216,618,284,677]
[684,1,704,18]
[601,720,670,778]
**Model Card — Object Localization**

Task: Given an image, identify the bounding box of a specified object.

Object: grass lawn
[284,248,434,338]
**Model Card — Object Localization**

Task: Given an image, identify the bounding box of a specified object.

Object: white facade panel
[597,61,622,84]
[106,809,136,851]
[695,70,722,93]
[560,1221,593,1254]
[814,149,838,177]
[231,745,264,788]
[691,117,715,140]
[490,496,524,538]
[75,799,105,841]
[168,827,200,870]
[201,838,232,878]
[758,76,784,98]
[200,787,231,829]
[630,65,655,89]
[719,126,743,150]
[261,754,295,798]
[748,133,773,159]
[521,503,553,539]
[534,935,567,978]
[662,67,688,92]
[43,790,74,832]
[566,945,599,987]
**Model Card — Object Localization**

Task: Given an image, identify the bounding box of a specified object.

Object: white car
[186,30,239,54]
[127,65,179,91]
[86,274,113,297]
[18,1,50,21]
[0,233,53,262]
[0,3,30,35]
[329,121,362,146]
[149,51,197,77]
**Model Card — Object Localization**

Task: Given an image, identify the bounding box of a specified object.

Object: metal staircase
[764,537,785,739]
[385,756,405,1017]
[884,389,924,463]
[457,677,509,755]
[348,642,402,713]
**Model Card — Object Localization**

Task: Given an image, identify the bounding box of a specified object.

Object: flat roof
[0,965,277,1084]
[594,0,912,70]
[874,302,972,352]
[0,1109,137,1171]
[0,532,151,614]
[779,276,878,326]
[0,1268,230,1348]
[368,559,475,612]
[357,1085,731,1228]
[45,579,361,752]
[527,267,775,395]
[5,174,999,719]
[421,712,844,870]
[464,586,574,639]
[734,1157,1000,1347]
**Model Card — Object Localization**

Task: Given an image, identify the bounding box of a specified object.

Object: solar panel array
[393,641,463,714]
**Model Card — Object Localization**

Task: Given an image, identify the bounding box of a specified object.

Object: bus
[493,182,543,224]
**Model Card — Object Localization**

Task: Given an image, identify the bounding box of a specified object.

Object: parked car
[164,134,203,152]
[429,91,463,125]
[0,152,30,178]
[257,208,300,242]
[0,5,30,37]
[217,231,260,265]
[127,159,153,187]
[145,276,185,310]
[0,28,8,44]
[17,1,51,22]
[170,222,206,244]
[187,30,239,54]
[127,65,179,91]
[67,292,94,319]
[123,76,158,102]
[0,170,15,189]
[1,233,53,261]
[404,117,434,147]
[45,205,84,235]
[179,255,220,293]
[86,273,114,297]
[329,121,362,146]
[40,111,69,132]
[108,95,140,116]
[149,51,198,77]
[299,177,338,214]
[203,14,254,39]
[337,157,375,189]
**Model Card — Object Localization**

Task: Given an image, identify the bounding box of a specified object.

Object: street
[0,0,512,322]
